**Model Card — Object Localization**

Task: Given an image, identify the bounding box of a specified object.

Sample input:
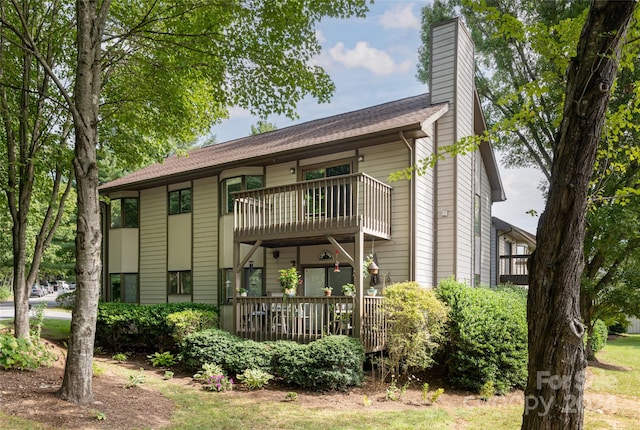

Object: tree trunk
[522,2,636,429]
[58,0,110,404]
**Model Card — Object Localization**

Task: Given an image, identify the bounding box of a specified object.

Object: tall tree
[418,0,640,361]
[2,0,369,404]
[0,1,75,338]
[524,1,635,428]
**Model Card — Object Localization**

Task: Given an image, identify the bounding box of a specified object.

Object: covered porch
[231,173,392,353]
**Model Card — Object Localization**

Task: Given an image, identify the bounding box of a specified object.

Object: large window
[303,163,351,218]
[168,271,192,295]
[109,273,138,302]
[110,198,138,228]
[222,175,264,213]
[169,189,191,215]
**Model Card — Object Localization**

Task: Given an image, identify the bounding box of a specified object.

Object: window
[169,189,191,215]
[222,175,264,214]
[110,198,138,228]
[303,163,351,218]
[109,273,138,302]
[219,267,263,302]
[169,271,192,295]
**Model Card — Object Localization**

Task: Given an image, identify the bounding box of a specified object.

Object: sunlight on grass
[589,334,640,397]
[0,318,70,341]
[0,411,47,429]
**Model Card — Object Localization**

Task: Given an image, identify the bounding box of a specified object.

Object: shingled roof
[100,93,449,192]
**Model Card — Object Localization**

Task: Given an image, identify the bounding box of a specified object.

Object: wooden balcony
[233,173,392,247]
[236,296,387,353]
[499,254,531,285]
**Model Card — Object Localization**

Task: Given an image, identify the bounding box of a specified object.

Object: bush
[224,340,272,374]
[589,319,608,353]
[277,335,365,391]
[180,331,364,391]
[179,329,238,370]
[95,302,218,352]
[437,278,528,394]
[0,284,11,301]
[0,334,55,370]
[382,281,448,379]
[55,291,76,310]
[166,309,218,344]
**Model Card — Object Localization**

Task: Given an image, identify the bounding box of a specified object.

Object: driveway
[0,291,71,320]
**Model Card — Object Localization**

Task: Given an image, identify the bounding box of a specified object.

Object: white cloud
[380,3,420,30]
[315,29,326,44]
[328,41,412,76]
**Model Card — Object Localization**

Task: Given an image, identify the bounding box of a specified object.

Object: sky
[209,1,547,235]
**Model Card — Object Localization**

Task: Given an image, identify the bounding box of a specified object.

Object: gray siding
[480,158,492,285]
[139,187,167,304]
[414,135,435,287]
[193,177,218,303]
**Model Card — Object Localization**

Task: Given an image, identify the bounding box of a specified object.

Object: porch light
[290,167,296,174]
[358,154,365,162]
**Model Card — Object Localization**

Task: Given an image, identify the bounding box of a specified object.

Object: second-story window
[169,188,191,215]
[110,198,139,228]
[222,175,264,214]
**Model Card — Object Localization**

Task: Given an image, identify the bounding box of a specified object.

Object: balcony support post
[353,229,364,341]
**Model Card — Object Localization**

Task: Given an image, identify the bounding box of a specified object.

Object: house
[491,217,536,286]
[99,18,505,352]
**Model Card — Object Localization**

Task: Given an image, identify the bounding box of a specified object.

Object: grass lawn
[0,318,70,341]
[0,324,638,429]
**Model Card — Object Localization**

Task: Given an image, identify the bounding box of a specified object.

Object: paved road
[0,291,72,320]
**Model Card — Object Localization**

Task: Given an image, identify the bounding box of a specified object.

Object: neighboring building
[99,19,505,351]
[491,217,536,286]
[628,317,640,334]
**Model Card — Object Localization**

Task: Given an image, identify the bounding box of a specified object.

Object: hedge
[180,329,364,391]
[95,302,218,352]
[437,278,528,394]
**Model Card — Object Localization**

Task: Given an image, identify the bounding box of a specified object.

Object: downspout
[399,131,415,280]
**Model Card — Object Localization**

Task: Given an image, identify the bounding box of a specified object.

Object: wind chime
[334,250,340,272]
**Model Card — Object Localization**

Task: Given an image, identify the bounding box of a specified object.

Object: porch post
[233,240,241,334]
[353,230,364,340]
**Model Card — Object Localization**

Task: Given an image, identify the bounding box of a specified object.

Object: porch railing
[236,296,387,353]
[499,254,531,285]
[233,173,392,240]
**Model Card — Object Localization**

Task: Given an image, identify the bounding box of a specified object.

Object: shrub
[236,368,274,389]
[95,302,217,352]
[588,319,608,354]
[437,277,528,394]
[0,284,11,301]
[179,329,238,370]
[382,281,448,379]
[55,291,76,310]
[224,340,272,374]
[277,335,365,391]
[206,374,234,392]
[0,334,55,370]
[166,309,217,344]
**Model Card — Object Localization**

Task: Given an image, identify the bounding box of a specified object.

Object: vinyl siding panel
[364,141,411,283]
[139,187,167,304]
[414,135,435,287]
[480,160,492,285]
[193,177,218,303]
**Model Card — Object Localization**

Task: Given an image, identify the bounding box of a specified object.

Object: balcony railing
[233,173,392,243]
[236,296,386,353]
[499,254,531,285]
